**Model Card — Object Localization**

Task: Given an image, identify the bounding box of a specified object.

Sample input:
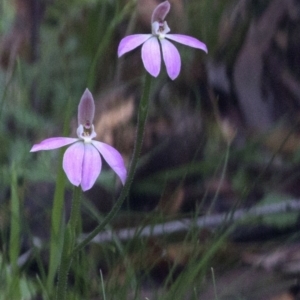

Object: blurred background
[1,0,300,299]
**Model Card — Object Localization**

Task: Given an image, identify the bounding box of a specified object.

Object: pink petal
[92,141,127,185]
[160,39,181,80]
[30,137,78,152]
[78,88,95,126]
[166,34,208,53]
[81,144,102,191]
[151,1,170,24]
[118,34,151,57]
[63,142,84,187]
[141,36,161,77]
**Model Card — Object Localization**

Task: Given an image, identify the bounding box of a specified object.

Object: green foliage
[0,0,14,33]
[0,0,299,298]
[0,254,37,299]
[189,0,235,54]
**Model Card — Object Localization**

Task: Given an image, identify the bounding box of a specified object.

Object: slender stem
[46,161,66,291]
[9,165,20,273]
[55,230,71,300]
[68,186,82,243]
[47,95,73,291]
[211,267,219,300]
[208,142,230,214]
[55,186,82,300]
[9,163,21,299]
[73,72,152,255]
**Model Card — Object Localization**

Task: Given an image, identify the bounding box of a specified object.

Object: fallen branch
[80,199,300,244]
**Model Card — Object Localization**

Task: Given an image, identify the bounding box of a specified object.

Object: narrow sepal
[160,39,181,80]
[78,88,95,126]
[166,34,208,53]
[63,142,84,187]
[81,144,102,191]
[151,1,170,24]
[92,141,127,185]
[30,137,77,152]
[141,37,161,77]
[118,34,151,57]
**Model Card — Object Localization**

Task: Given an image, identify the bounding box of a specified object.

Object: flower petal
[166,34,208,53]
[160,39,181,80]
[118,34,151,57]
[141,36,161,77]
[30,137,77,152]
[81,144,102,191]
[63,142,84,187]
[92,141,127,185]
[151,1,170,24]
[78,88,95,126]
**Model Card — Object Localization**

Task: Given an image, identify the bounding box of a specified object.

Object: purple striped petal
[166,34,208,53]
[81,144,102,191]
[118,34,151,57]
[151,1,170,24]
[92,141,127,185]
[63,142,84,187]
[78,88,95,126]
[141,36,161,77]
[30,137,78,152]
[160,39,181,80]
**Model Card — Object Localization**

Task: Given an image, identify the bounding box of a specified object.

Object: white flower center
[77,123,96,143]
[152,21,170,39]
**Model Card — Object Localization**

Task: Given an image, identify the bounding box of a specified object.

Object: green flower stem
[208,142,230,214]
[47,96,73,291]
[73,72,152,255]
[46,161,66,291]
[9,163,21,299]
[55,186,82,300]
[9,164,20,275]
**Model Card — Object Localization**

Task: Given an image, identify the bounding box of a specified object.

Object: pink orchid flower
[118,0,207,80]
[30,89,127,191]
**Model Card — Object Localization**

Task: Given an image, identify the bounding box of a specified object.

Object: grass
[0,0,299,299]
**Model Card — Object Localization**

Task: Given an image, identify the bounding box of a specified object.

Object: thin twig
[81,199,300,244]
